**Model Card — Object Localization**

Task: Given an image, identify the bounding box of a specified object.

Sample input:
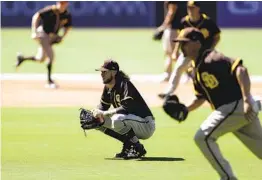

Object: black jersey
[38,5,72,34]
[98,79,154,118]
[179,14,220,48]
[192,49,243,109]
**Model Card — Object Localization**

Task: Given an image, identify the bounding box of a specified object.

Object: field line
[1,73,262,83]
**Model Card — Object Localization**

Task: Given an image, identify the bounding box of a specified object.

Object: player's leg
[162,53,191,95]
[100,114,155,158]
[161,28,178,82]
[233,116,262,159]
[194,100,249,180]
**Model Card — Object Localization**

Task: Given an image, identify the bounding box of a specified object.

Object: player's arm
[61,14,72,39]
[31,12,41,38]
[186,87,206,112]
[209,19,221,49]
[157,2,178,31]
[103,82,134,116]
[97,87,111,111]
[186,97,206,112]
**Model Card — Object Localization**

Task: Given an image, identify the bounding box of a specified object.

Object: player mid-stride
[15,1,72,89]
[162,27,262,180]
[79,59,155,159]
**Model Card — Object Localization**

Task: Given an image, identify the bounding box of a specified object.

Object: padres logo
[200,28,209,39]
[201,72,219,89]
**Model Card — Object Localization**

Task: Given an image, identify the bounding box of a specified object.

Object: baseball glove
[153,29,164,41]
[162,95,188,122]
[51,36,62,45]
[79,108,103,130]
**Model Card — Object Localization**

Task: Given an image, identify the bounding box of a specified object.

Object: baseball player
[92,60,155,159]
[159,1,221,97]
[154,1,187,82]
[15,1,72,88]
[168,27,262,180]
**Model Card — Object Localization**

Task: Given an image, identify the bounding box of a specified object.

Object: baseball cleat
[45,80,58,89]
[123,143,147,160]
[15,53,24,69]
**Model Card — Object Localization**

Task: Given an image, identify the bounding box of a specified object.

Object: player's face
[101,70,114,84]
[180,41,201,59]
[187,6,200,17]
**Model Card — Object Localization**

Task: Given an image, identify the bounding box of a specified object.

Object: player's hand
[171,51,179,61]
[31,32,38,40]
[158,93,169,99]
[243,99,258,121]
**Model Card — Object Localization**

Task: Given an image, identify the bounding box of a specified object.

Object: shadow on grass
[105,157,185,161]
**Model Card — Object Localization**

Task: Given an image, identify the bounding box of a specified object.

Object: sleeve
[207,19,221,37]
[97,87,111,111]
[64,13,72,28]
[193,82,205,100]
[114,81,136,114]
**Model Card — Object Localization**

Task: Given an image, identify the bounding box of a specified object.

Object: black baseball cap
[95,59,119,72]
[173,27,204,44]
[187,1,201,8]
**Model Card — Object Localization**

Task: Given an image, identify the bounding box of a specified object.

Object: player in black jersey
[93,60,155,159]
[159,1,221,98]
[16,1,72,88]
[173,27,262,180]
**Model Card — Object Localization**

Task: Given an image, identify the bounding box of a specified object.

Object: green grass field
[2,28,262,180]
[1,28,262,74]
[2,107,262,180]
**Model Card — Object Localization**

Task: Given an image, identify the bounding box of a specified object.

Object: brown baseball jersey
[98,79,154,118]
[192,49,243,109]
[38,5,72,35]
[179,14,220,48]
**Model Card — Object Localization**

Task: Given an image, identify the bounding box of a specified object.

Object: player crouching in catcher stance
[15,1,72,89]
[162,27,262,180]
[79,60,155,159]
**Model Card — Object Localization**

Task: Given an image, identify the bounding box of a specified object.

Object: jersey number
[201,72,219,89]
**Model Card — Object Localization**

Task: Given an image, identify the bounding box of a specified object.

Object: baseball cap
[173,27,204,44]
[187,1,201,8]
[95,59,119,72]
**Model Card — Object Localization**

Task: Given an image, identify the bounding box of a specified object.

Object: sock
[22,56,36,61]
[100,128,139,144]
[47,63,52,82]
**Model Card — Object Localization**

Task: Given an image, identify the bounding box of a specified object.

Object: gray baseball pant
[194,99,262,180]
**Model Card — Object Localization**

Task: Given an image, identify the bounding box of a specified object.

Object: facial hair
[103,75,113,84]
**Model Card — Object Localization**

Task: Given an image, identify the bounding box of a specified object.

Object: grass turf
[2,107,262,180]
[1,28,262,75]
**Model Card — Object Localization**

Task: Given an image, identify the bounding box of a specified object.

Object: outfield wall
[1,1,261,27]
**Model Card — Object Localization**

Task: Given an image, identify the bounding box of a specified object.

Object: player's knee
[194,129,206,145]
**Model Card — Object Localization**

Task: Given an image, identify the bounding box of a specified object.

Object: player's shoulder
[38,5,55,13]
[204,50,232,63]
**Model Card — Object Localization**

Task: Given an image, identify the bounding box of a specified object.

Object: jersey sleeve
[64,13,72,28]
[193,82,205,99]
[97,87,111,111]
[207,18,221,37]
[218,53,243,76]
[114,81,136,114]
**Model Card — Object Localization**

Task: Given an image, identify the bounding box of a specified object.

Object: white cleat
[45,82,58,89]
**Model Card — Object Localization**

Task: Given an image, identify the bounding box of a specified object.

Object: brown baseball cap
[187,1,201,8]
[95,59,119,72]
[173,27,204,44]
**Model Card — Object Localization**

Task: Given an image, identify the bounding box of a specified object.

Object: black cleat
[15,53,25,69]
[115,142,131,158]
[123,143,147,160]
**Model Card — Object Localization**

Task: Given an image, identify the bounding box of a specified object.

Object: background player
[154,1,186,82]
[92,60,156,159]
[15,1,72,88]
[159,1,220,97]
[171,27,262,180]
